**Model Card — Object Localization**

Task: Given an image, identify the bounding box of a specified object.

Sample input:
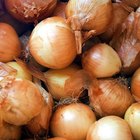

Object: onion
[0,22,21,62]
[44,64,80,100]
[29,16,77,69]
[82,43,122,78]
[4,0,57,23]
[65,0,113,53]
[122,0,140,9]
[52,2,67,18]
[110,8,140,75]
[100,3,133,42]
[89,77,134,117]
[50,103,96,140]
[124,103,140,140]
[131,67,140,101]
[86,116,133,140]
[48,137,67,140]
[7,60,32,81]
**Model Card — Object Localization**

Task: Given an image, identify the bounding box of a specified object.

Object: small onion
[50,103,96,140]
[4,0,57,23]
[131,67,140,101]
[0,22,21,62]
[86,116,133,140]
[44,64,80,100]
[29,17,77,69]
[89,77,134,117]
[82,43,122,78]
[124,103,140,140]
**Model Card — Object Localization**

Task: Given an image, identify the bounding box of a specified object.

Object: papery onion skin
[86,116,133,140]
[48,137,67,140]
[122,0,140,9]
[50,103,96,140]
[44,64,80,100]
[124,103,140,140]
[29,17,77,69]
[0,23,21,62]
[131,67,140,101]
[0,79,44,126]
[89,78,134,117]
[4,0,57,23]
[65,0,113,35]
[82,43,122,78]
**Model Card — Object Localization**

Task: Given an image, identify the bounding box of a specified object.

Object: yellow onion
[110,8,140,75]
[5,0,57,23]
[130,67,140,101]
[65,0,113,53]
[82,43,122,78]
[44,64,80,100]
[0,22,21,62]
[124,103,140,140]
[86,116,133,140]
[48,137,67,140]
[100,3,133,42]
[50,103,96,140]
[52,2,67,18]
[7,60,32,81]
[122,0,140,9]
[89,78,134,117]
[29,17,77,69]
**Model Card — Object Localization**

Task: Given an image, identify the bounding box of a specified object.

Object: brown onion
[29,17,77,69]
[5,0,57,23]
[0,22,21,62]
[100,3,133,42]
[86,116,133,140]
[110,8,140,75]
[50,103,96,140]
[89,78,134,117]
[48,138,67,140]
[124,103,140,140]
[65,0,113,53]
[122,0,140,9]
[130,67,140,101]
[44,64,80,100]
[82,43,122,78]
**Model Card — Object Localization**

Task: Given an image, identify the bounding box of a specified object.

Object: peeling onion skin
[29,17,77,69]
[124,103,140,140]
[4,0,57,23]
[0,23,21,62]
[50,103,96,140]
[0,79,44,126]
[86,116,133,140]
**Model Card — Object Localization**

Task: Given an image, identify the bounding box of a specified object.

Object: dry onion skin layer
[131,67,140,101]
[124,103,140,140]
[0,79,44,126]
[48,137,67,140]
[89,78,134,117]
[82,43,122,78]
[29,16,77,69]
[86,116,133,140]
[50,103,96,140]
[4,0,57,23]
[0,22,21,62]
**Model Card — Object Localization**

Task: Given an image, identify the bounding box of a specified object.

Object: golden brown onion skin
[66,0,113,35]
[0,79,44,126]
[29,17,77,69]
[48,137,67,140]
[4,0,57,23]
[0,23,21,62]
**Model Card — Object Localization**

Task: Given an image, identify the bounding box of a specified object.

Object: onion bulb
[4,0,57,23]
[48,137,67,140]
[131,67,140,101]
[89,77,134,117]
[65,0,113,53]
[82,43,122,78]
[29,16,77,69]
[86,116,133,140]
[0,22,21,62]
[124,103,140,140]
[122,0,140,9]
[50,103,96,140]
[110,8,140,75]
[44,64,80,100]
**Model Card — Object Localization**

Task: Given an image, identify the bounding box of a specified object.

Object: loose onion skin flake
[50,103,96,140]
